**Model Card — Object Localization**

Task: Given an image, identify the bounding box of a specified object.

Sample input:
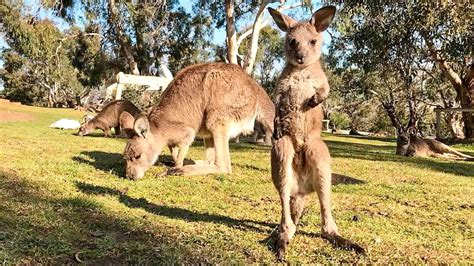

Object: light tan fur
[78,100,140,137]
[268,6,364,260]
[120,63,275,180]
[397,133,474,161]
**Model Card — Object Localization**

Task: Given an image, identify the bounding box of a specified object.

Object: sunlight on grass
[0,103,473,263]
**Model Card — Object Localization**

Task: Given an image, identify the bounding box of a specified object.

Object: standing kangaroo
[120,63,274,180]
[268,6,364,259]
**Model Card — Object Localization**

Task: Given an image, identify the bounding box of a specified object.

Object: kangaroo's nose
[296,55,304,64]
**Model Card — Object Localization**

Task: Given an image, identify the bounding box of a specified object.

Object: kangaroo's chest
[274,71,324,146]
[276,72,322,108]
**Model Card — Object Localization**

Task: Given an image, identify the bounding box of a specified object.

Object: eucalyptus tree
[327,1,473,138]
[0,2,82,106]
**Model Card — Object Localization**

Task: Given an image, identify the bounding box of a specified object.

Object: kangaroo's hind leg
[290,193,306,225]
[305,137,365,254]
[271,136,297,260]
[212,125,232,173]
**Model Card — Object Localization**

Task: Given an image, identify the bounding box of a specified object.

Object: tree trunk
[225,0,238,65]
[424,36,473,138]
[438,90,465,139]
[243,3,267,74]
[381,100,403,133]
[462,65,474,138]
[108,0,140,75]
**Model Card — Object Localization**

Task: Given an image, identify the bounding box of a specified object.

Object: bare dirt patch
[0,111,34,122]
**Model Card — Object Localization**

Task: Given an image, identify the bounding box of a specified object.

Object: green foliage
[0,2,84,106]
[330,111,350,130]
[239,27,284,94]
[121,86,161,112]
[1,0,215,106]
[325,1,471,136]
[67,25,111,88]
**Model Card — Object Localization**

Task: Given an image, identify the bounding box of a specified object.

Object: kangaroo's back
[148,63,271,134]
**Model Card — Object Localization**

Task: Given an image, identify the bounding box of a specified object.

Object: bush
[330,111,351,130]
[121,85,162,112]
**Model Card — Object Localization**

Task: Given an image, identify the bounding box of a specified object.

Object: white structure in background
[49,119,81,130]
[105,64,173,100]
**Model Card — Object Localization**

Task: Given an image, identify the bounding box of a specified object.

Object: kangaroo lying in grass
[78,100,140,137]
[396,130,474,161]
[268,6,364,260]
[119,62,274,180]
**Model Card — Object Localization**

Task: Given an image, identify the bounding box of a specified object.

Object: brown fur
[120,62,275,180]
[251,99,275,145]
[397,133,474,161]
[268,6,364,260]
[78,100,140,137]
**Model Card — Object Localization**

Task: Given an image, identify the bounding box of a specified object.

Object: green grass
[0,103,473,264]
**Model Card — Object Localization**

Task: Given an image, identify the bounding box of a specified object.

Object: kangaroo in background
[119,63,274,180]
[397,129,474,161]
[78,100,140,137]
[250,97,275,145]
[268,6,364,259]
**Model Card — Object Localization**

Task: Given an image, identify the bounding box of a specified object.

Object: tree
[50,0,213,75]
[327,1,473,138]
[0,2,83,107]
[199,0,307,74]
[239,26,284,94]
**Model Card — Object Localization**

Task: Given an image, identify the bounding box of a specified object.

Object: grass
[0,103,473,264]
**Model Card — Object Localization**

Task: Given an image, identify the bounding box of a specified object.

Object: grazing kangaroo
[397,130,474,160]
[251,99,275,145]
[119,62,274,180]
[78,100,140,137]
[268,6,364,259]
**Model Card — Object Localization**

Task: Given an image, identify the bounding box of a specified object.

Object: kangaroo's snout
[295,54,305,64]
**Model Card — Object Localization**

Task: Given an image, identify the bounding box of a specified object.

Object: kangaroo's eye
[135,154,142,160]
[289,39,297,48]
[310,40,317,46]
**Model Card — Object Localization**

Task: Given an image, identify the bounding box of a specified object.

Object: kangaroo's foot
[188,159,213,165]
[275,224,296,261]
[167,164,226,176]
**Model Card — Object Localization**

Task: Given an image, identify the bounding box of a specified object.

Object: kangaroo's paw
[322,232,366,255]
[307,93,323,108]
[275,233,290,261]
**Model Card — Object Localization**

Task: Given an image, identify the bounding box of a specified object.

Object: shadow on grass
[75,181,277,234]
[76,180,367,258]
[326,140,474,177]
[72,151,125,177]
[332,173,366,185]
[330,134,397,143]
[0,170,191,264]
[72,151,197,178]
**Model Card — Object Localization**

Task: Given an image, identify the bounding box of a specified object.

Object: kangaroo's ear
[310,6,336,32]
[133,114,150,138]
[268,7,297,32]
[397,127,404,136]
[119,111,136,138]
[407,127,417,136]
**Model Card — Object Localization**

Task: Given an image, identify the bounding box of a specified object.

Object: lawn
[0,102,473,264]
